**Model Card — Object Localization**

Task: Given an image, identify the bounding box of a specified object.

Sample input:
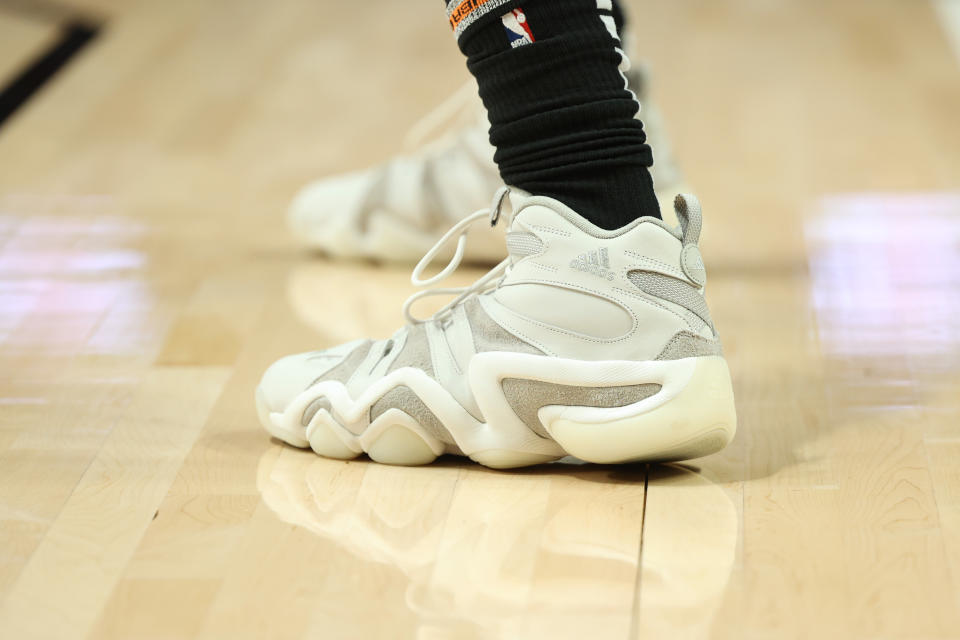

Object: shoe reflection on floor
[256,447,737,639]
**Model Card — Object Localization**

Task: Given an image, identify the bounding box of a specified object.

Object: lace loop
[404,187,512,324]
[489,187,510,227]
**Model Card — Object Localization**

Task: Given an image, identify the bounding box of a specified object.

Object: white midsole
[261,354,735,463]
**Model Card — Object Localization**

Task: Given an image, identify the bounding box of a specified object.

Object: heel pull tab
[674,194,707,287]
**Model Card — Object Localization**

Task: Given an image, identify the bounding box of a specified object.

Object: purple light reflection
[806,193,960,362]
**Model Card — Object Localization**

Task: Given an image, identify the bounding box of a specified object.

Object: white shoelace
[402,187,512,325]
[402,80,482,153]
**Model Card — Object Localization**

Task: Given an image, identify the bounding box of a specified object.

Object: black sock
[610,0,627,37]
[445,0,660,228]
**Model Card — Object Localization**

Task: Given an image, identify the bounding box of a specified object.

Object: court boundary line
[0,18,101,129]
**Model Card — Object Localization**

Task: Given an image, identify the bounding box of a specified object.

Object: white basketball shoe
[257,188,736,469]
[287,67,687,262]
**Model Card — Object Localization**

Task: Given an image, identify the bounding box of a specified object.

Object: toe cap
[257,339,369,413]
[287,171,376,249]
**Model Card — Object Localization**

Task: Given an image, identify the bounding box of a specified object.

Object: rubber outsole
[256,356,736,469]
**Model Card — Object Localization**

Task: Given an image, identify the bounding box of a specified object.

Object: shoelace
[402,187,512,325]
[402,80,483,153]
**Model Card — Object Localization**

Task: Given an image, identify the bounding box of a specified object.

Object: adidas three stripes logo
[570,247,615,281]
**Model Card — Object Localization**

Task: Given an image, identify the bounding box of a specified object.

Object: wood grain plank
[0,366,230,639]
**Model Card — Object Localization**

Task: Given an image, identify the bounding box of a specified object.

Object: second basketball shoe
[256,188,736,468]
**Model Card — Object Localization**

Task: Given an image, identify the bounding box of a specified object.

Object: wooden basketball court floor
[0,0,958,638]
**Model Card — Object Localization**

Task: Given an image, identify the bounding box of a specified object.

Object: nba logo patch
[502,8,535,48]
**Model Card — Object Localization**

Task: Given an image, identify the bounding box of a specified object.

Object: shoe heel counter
[640,193,724,359]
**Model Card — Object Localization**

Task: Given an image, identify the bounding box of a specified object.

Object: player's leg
[456,0,659,228]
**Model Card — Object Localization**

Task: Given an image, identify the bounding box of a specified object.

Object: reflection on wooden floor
[0,0,958,638]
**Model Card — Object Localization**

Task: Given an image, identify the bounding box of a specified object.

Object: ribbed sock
[445,0,660,228]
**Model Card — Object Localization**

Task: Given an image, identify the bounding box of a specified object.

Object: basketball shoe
[257,188,736,468]
[287,67,687,262]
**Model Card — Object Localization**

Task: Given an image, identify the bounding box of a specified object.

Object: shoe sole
[256,355,737,469]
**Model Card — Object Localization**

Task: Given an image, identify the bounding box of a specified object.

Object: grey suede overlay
[310,341,372,387]
[655,331,723,360]
[369,385,454,444]
[501,379,662,438]
[301,397,332,427]
[388,323,434,377]
[466,298,544,355]
[627,270,714,331]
